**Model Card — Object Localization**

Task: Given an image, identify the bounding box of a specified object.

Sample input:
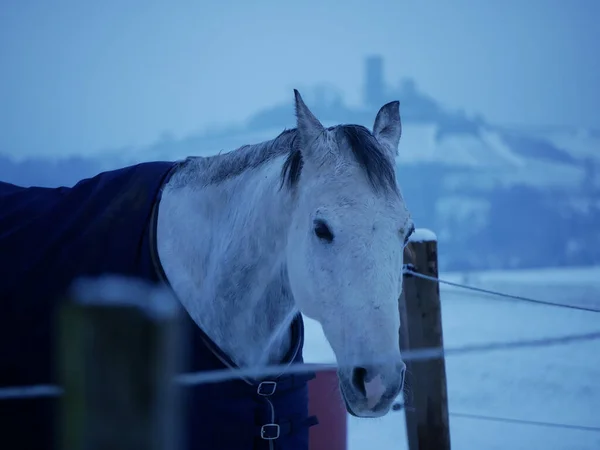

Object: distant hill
[2,56,599,271]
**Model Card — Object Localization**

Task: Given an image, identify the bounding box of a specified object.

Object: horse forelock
[174,124,398,200]
[282,125,398,196]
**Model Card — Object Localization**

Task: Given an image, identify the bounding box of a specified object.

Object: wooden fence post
[57,276,184,450]
[398,229,451,450]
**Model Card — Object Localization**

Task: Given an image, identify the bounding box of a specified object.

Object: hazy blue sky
[1,0,599,157]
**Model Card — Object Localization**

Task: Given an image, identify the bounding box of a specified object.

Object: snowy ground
[302,265,600,450]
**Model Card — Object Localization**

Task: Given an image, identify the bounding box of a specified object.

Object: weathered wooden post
[398,229,451,450]
[58,276,184,450]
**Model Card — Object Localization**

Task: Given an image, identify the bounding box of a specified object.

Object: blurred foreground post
[399,229,451,450]
[308,369,347,450]
[58,276,184,450]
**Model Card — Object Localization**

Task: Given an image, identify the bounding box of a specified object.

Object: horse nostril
[351,366,368,396]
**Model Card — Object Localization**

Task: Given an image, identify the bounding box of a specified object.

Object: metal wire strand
[447,411,600,433]
[1,329,599,400]
[403,267,600,314]
[390,407,600,433]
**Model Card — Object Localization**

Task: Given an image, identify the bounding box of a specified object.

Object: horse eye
[313,219,334,243]
[403,224,415,245]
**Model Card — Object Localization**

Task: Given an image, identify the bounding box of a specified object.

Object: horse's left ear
[373,100,402,160]
[294,89,325,159]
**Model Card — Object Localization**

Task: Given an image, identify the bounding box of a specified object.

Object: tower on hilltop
[363,55,387,109]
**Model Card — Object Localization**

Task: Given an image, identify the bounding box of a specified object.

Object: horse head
[285,90,413,417]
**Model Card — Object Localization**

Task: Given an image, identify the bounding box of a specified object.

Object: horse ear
[373,100,402,159]
[294,89,325,155]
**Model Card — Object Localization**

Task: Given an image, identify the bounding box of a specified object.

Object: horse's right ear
[373,100,401,160]
[294,89,325,156]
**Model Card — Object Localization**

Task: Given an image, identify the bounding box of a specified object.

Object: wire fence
[446,411,600,433]
[403,266,600,313]
[390,405,600,433]
[2,268,600,439]
[2,328,598,401]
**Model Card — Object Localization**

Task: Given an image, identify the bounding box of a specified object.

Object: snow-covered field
[302,266,600,450]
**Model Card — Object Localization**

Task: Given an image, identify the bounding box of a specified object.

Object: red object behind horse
[308,369,348,450]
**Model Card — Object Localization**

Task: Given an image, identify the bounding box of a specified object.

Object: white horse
[156,90,414,418]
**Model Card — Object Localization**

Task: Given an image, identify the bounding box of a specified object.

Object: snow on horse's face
[286,91,413,417]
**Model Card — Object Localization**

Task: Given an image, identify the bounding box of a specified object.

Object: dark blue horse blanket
[0,161,317,450]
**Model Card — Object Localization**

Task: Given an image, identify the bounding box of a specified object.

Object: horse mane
[177,125,398,194]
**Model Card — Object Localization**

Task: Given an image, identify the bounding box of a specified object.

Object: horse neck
[156,153,299,368]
